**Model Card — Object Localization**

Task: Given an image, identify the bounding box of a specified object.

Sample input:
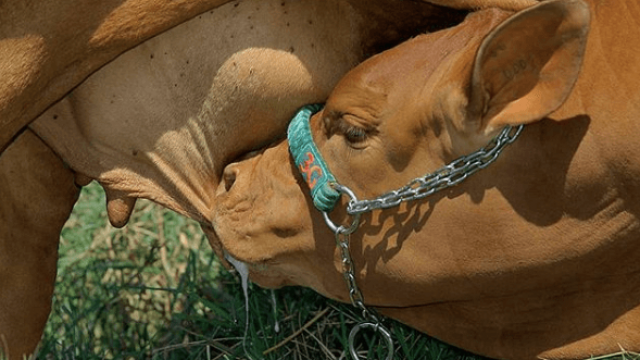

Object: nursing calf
[213,0,640,358]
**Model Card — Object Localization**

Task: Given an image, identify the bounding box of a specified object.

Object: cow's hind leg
[0,129,79,359]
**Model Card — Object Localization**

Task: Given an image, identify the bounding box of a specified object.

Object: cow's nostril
[223,165,238,192]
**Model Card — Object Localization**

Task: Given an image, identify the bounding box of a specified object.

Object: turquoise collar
[287,104,340,212]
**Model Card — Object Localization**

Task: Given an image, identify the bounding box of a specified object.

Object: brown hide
[29,0,468,227]
[0,0,237,154]
[212,0,640,359]
[0,0,537,155]
[0,130,79,359]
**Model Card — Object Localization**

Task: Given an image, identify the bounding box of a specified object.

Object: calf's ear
[468,0,590,134]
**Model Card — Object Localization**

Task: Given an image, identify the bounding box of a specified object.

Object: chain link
[322,185,378,323]
[322,187,393,360]
[347,125,523,215]
[335,231,380,323]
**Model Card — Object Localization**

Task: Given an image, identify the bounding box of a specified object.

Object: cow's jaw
[211,143,350,300]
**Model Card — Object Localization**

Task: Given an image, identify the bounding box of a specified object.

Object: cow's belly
[31,0,366,222]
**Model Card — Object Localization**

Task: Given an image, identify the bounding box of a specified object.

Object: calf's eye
[330,112,374,149]
[341,125,373,151]
[344,127,367,144]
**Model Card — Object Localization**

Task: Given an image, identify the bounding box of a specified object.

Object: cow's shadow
[357,115,591,262]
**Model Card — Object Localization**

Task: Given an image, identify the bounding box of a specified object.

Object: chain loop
[349,322,394,360]
[322,184,361,234]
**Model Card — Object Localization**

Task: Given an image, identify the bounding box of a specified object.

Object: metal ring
[348,322,394,360]
[322,184,361,235]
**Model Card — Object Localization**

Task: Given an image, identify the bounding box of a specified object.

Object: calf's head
[213,0,589,297]
[212,1,599,358]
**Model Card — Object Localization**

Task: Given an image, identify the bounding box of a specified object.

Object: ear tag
[288,104,340,212]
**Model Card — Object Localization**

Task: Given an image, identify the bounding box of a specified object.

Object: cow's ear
[467,0,590,134]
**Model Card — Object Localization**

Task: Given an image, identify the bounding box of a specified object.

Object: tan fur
[0,130,79,359]
[30,0,465,223]
[426,0,536,10]
[212,0,640,358]
[0,0,536,154]
[0,0,234,154]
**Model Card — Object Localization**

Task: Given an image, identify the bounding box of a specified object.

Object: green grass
[37,183,639,360]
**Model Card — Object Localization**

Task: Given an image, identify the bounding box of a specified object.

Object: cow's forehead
[338,9,512,100]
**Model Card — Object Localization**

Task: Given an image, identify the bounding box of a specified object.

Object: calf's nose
[218,163,240,195]
[218,150,265,195]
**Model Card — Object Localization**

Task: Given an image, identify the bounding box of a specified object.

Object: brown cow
[0,0,236,154]
[0,0,537,358]
[0,0,536,155]
[211,0,640,358]
[0,130,79,360]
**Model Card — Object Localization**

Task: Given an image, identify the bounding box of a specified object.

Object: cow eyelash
[336,120,368,143]
[323,111,374,148]
[344,127,367,143]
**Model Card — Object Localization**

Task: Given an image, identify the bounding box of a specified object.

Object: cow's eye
[339,122,372,150]
[344,126,367,144]
[326,111,374,149]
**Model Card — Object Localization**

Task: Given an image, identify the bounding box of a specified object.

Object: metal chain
[322,185,394,360]
[335,230,380,323]
[346,125,524,215]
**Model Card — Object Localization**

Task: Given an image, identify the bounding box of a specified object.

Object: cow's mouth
[204,218,295,289]
[200,142,276,265]
[199,222,232,270]
[206,139,315,282]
